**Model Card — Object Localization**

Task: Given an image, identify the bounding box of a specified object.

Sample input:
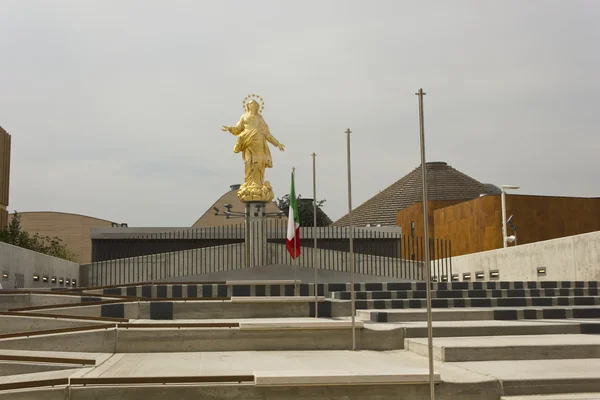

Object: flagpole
[416,88,435,399]
[345,128,356,351]
[292,167,298,296]
[312,152,318,318]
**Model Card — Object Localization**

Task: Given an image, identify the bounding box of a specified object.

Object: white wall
[451,230,600,281]
[0,242,80,289]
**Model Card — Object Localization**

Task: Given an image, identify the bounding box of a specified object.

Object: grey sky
[1,0,599,226]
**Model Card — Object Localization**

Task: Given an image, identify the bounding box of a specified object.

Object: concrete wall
[451,230,600,281]
[267,243,425,280]
[81,241,425,287]
[80,243,247,287]
[0,241,80,289]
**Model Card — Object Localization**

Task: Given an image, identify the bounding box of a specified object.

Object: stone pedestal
[245,201,268,268]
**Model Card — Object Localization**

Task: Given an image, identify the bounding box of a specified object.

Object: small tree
[0,212,79,262]
[275,195,333,227]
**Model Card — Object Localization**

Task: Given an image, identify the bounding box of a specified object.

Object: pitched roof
[192,184,283,227]
[333,162,494,227]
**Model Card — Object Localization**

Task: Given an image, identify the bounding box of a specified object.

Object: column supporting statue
[221,94,285,267]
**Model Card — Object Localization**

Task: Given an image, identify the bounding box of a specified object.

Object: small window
[33,274,40,282]
[42,276,48,282]
[2,272,8,280]
[51,277,57,284]
[72,279,77,286]
[66,279,71,285]
[59,278,64,285]
[410,221,415,237]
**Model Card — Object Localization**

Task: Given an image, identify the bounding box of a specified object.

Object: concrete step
[360,307,600,323]
[332,288,600,300]
[355,296,600,310]
[500,392,600,400]
[0,324,403,353]
[93,280,600,298]
[502,394,600,399]
[18,298,351,320]
[404,334,600,362]
[389,320,584,338]
[462,358,600,396]
[357,308,496,322]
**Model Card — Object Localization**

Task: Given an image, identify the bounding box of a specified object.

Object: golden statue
[222,94,285,203]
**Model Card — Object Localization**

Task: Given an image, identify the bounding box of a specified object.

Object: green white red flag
[286,170,301,259]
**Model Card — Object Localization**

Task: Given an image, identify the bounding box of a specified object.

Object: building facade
[398,194,600,257]
[9,212,115,263]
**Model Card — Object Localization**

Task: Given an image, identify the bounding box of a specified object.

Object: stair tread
[502,394,600,400]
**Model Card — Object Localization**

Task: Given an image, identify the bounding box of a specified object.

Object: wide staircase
[0,279,599,399]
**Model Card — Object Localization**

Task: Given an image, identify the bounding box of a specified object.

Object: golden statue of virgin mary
[221,95,285,203]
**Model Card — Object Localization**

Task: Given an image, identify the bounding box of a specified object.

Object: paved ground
[80,350,434,379]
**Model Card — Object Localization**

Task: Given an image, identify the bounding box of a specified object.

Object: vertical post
[501,188,508,248]
[312,153,319,317]
[416,88,435,400]
[293,167,298,295]
[345,128,356,351]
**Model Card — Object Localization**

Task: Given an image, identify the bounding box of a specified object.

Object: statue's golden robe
[230,113,282,187]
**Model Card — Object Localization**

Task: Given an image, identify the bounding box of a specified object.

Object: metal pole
[293,167,298,295]
[345,128,356,351]
[416,88,435,399]
[312,153,318,317]
[501,189,507,248]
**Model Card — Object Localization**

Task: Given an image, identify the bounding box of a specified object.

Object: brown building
[9,212,115,263]
[334,162,499,227]
[0,126,10,228]
[192,184,283,227]
[398,194,600,257]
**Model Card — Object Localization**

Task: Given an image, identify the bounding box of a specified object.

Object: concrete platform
[405,334,600,362]
[4,349,600,398]
[458,358,600,396]
[254,369,439,386]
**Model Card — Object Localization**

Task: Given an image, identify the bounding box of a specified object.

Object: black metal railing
[81,220,452,286]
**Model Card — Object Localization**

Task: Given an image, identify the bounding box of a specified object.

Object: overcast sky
[1,0,599,226]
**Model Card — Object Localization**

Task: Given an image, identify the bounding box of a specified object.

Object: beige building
[192,184,283,227]
[10,212,115,264]
[0,126,10,228]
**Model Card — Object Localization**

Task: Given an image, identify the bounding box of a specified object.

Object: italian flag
[286,171,301,259]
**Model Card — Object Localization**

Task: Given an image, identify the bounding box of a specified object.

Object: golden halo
[242,94,265,113]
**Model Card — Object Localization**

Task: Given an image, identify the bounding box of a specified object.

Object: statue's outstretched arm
[266,131,285,151]
[221,116,245,135]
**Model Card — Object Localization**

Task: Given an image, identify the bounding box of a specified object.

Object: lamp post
[501,185,520,248]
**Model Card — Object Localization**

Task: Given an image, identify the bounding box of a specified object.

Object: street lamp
[501,185,520,248]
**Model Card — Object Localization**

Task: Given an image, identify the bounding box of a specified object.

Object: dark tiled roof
[333,162,494,227]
